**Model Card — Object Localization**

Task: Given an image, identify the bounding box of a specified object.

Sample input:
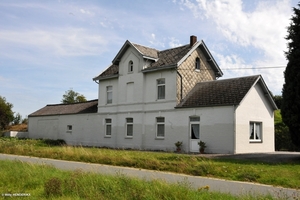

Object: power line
[222,66,286,70]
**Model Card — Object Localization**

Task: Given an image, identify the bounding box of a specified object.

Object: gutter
[176,70,183,101]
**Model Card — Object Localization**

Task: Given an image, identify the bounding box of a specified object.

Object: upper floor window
[195,57,200,70]
[249,122,262,142]
[157,78,165,100]
[106,86,112,104]
[128,60,133,73]
[126,118,133,137]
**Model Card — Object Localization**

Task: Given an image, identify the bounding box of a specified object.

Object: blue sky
[0,0,298,119]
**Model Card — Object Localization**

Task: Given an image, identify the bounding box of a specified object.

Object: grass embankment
[0,160,274,199]
[0,138,300,189]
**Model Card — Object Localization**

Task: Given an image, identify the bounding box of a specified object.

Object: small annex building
[28,35,277,154]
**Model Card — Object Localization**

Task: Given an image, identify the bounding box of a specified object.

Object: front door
[189,117,200,152]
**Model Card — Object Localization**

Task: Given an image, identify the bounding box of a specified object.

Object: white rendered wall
[235,82,275,153]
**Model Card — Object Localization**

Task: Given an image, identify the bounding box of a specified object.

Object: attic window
[195,57,200,70]
[128,60,133,73]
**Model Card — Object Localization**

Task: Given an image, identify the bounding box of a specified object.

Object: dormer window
[195,57,200,70]
[128,60,133,73]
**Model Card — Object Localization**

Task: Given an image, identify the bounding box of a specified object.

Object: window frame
[67,125,72,133]
[105,118,112,137]
[128,60,133,73]
[106,86,112,104]
[249,121,262,143]
[126,118,133,138]
[156,117,165,139]
[157,78,165,100]
[195,57,200,71]
[190,116,200,139]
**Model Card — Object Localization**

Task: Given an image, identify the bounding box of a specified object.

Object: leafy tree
[272,95,282,109]
[282,3,300,148]
[12,113,22,125]
[61,89,87,104]
[0,96,14,130]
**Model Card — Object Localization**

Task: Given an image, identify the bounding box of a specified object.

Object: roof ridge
[46,99,98,107]
[131,42,159,51]
[158,44,190,52]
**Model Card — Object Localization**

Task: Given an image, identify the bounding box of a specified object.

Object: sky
[0,0,298,119]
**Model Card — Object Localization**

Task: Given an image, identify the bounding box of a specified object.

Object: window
[249,122,262,142]
[156,117,165,138]
[195,57,200,70]
[106,86,112,104]
[105,119,112,136]
[157,78,165,100]
[67,125,72,133]
[190,117,200,139]
[128,60,133,72]
[126,118,133,137]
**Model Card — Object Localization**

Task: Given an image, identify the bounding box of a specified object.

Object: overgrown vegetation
[0,138,300,189]
[274,110,300,151]
[0,160,277,199]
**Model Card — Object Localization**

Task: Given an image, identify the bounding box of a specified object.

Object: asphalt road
[0,153,299,199]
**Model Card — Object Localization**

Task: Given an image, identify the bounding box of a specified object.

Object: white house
[28,35,277,154]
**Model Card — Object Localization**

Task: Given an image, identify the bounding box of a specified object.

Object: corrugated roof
[176,75,261,108]
[29,99,98,117]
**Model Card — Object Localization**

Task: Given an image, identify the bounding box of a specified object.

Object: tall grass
[0,160,275,200]
[0,137,300,189]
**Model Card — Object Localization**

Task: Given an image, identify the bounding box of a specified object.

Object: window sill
[155,137,165,140]
[104,135,111,138]
[249,140,262,143]
[195,69,200,72]
[125,136,133,139]
[66,131,72,133]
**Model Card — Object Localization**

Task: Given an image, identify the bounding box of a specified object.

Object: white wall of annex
[235,82,275,153]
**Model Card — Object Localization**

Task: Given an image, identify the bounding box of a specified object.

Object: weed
[44,177,62,197]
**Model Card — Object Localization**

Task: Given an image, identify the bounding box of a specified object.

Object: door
[189,117,200,152]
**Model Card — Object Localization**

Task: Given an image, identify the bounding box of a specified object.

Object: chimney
[190,35,197,47]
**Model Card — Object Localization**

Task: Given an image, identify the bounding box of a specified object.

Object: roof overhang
[112,40,157,65]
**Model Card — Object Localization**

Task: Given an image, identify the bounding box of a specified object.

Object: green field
[0,160,275,200]
[0,137,300,190]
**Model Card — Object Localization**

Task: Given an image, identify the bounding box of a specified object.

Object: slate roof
[176,75,262,108]
[93,39,222,80]
[132,43,158,59]
[29,99,98,117]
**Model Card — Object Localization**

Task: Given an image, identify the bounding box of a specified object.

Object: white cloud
[0,28,107,58]
[180,0,292,94]
[168,37,182,48]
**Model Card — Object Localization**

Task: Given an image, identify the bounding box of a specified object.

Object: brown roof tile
[132,43,158,59]
[177,75,260,108]
[29,99,98,116]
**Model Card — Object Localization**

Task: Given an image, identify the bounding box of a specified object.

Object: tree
[61,89,87,104]
[273,95,282,109]
[282,3,300,148]
[12,113,22,125]
[0,96,14,130]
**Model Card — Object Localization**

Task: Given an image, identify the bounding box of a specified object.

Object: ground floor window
[249,122,262,142]
[126,118,133,137]
[105,119,112,137]
[156,117,165,138]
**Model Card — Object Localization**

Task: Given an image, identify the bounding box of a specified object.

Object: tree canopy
[61,89,87,104]
[0,96,14,130]
[282,3,300,147]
